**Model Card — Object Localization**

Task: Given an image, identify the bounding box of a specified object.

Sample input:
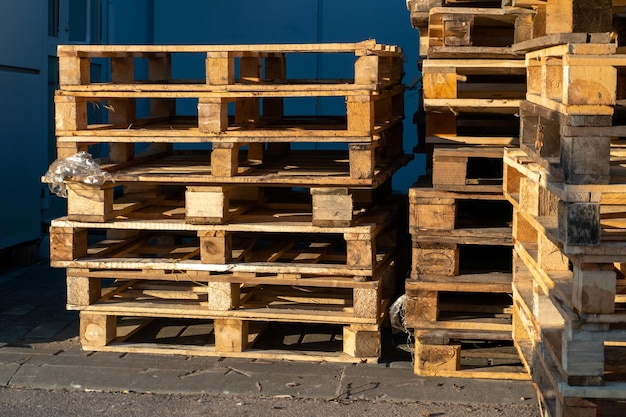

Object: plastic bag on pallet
[43,151,114,198]
[389,294,408,334]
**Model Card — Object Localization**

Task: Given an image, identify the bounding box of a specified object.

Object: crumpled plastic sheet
[43,151,115,198]
[389,294,408,334]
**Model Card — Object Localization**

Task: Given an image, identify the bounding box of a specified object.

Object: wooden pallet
[405,274,513,334]
[409,184,511,233]
[422,111,520,149]
[47,147,411,193]
[517,100,626,186]
[412,333,528,380]
[504,147,626,247]
[57,178,393,226]
[425,7,535,58]
[54,86,404,143]
[525,43,623,116]
[55,120,406,181]
[49,203,398,279]
[512,253,626,416]
[76,282,389,362]
[406,0,512,29]
[421,58,526,102]
[57,41,402,89]
[431,145,509,191]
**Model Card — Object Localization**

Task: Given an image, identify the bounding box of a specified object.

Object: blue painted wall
[0,0,47,250]
[0,0,423,251]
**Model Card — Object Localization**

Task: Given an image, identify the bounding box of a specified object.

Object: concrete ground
[0,262,541,416]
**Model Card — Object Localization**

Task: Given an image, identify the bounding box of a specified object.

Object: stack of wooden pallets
[402,0,537,379]
[46,40,412,362]
[502,2,626,416]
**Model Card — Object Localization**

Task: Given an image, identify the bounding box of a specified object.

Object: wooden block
[537,233,569,272]
[423,67,457,99]
[354,55,380,85]
[211,144,239,177]
[558,398,599,417]
[66,274,102,306]
[415,342,461,374]
[208,282,240,311]
[432,156,467,186]
[545,0,613,34]
[206,52,234,85]
[198,98,228,133]
[349,143,375,179]
[80,313,116,347]
[186,186,230,224]
[442,14,473,47]
[345,234,375,270]
[513,210,537,245]
[214,318,248,353]
[558,201,600,245]
[109,143,135,163]
[347,95,374,134]
[411,241,459,276]
[561,335,605,384]
[55,95,88,132]
[572,263,616,314]
[542,58,564,101]
[67,183,114,222]
[560,136,611,185]
[343,325,380,358]
[58,55,90,86]
[50,227,87,262]
[311,188,353,227]
[532,281,564,328]
[353,287,380,320]
[410,199,457,231]
[405,289,438,326]
[199,231,232,263]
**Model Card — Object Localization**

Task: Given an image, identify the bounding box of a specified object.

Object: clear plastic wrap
[43,151,114,198]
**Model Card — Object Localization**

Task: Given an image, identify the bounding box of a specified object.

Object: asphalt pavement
[0,262,541,416]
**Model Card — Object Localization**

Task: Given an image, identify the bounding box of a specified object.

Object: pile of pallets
[502,3,626,416]
[46,41,411,362]
[402,0,536,379]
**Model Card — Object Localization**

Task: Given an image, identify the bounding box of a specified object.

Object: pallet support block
[415,341,462,374]
[572,263,616,314]
[208,282,240,311]
[311,187,353,227]
[55,95,88,132]
[562,324,608,386]
[67,273,102,306]
[354,55,380,85]
[206,51,235,85]
[211,143,239,177]
[353,286,380,320]
[186,186,231,224]
[558,201,600,246]
[560,136,611,185]
[347,95,374,135]
[67,183,114,222]
[80,312,116,347]
[214,318,248,353]
[411,241,459,277]
[405,289,438,325]
[58,55,90,86]
[345,233,375,270]
[199,231,232,263]
[410,198,456,230]
[50,227,88,262]
[198,98,229,133]
[343,325,380,358]
[349,143,376,179]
